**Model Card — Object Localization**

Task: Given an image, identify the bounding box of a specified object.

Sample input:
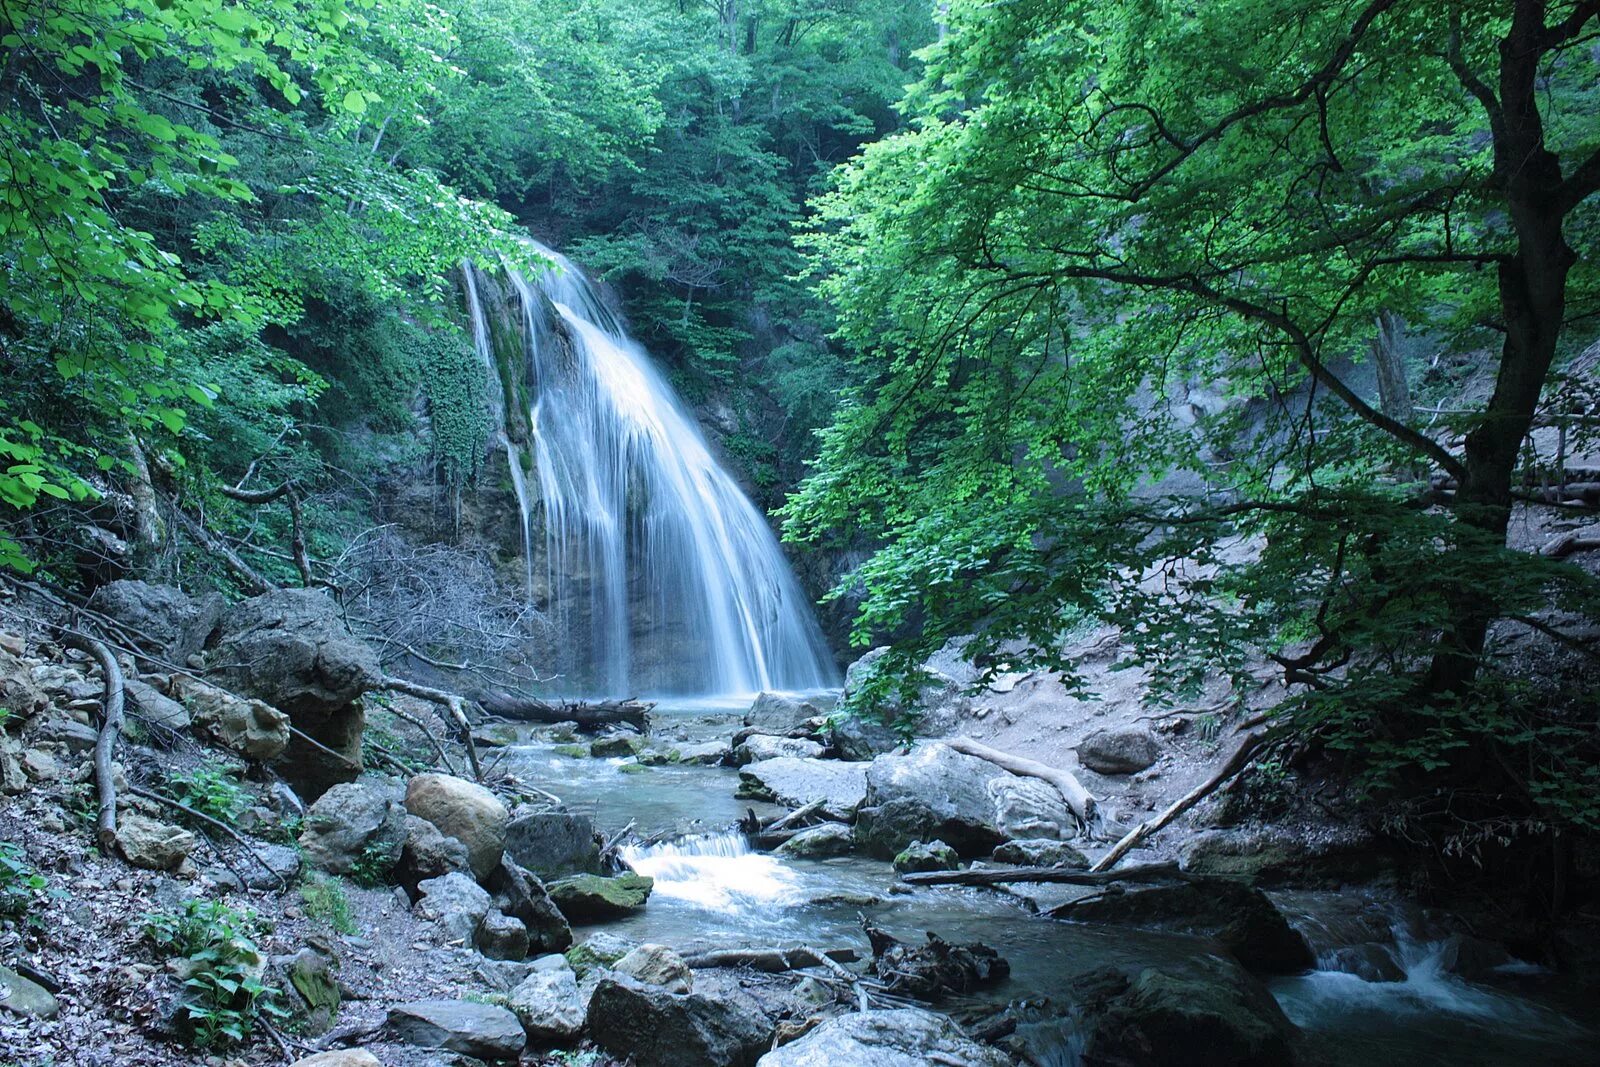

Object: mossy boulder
[893,840,960,873]
[549,873,654,922]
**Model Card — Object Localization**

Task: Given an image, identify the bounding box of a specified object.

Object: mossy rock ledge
[549,873,655,922]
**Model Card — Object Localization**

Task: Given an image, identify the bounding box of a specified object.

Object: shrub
[142,899,286,1048]
[165,764,249,826]
[0,841,47,920]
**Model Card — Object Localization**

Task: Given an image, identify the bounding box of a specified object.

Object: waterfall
[460,245,838,698]
[620,831,800,911]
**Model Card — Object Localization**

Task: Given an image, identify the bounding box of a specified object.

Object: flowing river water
[488,697,1596,1067]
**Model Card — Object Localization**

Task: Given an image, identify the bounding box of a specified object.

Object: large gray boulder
[736,758,867,821]
[395,814,473,893]
[755,1008,1011,1067]
[486,856,573,954]
[504,810,601,878]
[548,873,653,922]
[173,675,289,761]
[387,1000,525,1059]
[298,778,406,876]
[509,962,586,1041]
[733,734,824,765]
[1067,957,1302,1066]
[1077,726,1161,775]
[405,773,508,880]
[587,974,772,1067]
[91,580,221,661]
[744,692,827,732]
[415,871,492,943]
[989,776,1075,840]
[855,743,1007,858]
[828,715,900,761]
[202,588,381,798]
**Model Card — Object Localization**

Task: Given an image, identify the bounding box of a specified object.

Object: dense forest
[2,1,1600,1065]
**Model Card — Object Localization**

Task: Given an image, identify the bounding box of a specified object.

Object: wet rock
[856,743,1008,858]
[549,873,653,922]
[736,757,867,821]
[115,813,197,871]
[1326,943,1405,983]
[387,999,525,1059]
[590,734,640,757]
[415,871,492,943]
[298,778,406,877]
[669,740,732,765]
[1069,956,1301,1066]
[827,714,901,762]
[123,676,191,730]
[588,974,772,1067]
[615,943,692,993]
[173,675,290,761]
[734,734,825,765]
[1054,882,1314,974]
[756,1008,1011,1067]
[992,838,1089,868]
[893,839,960,874]
[404,773,508,880]
[486,856,573,954]
[395,814,472,893]
[509,962,585,1041]
[1077,726,1161,775]
[504,810,601,877]
[776,822,855,859]
[477,910,530,960]
[289,1051,381,1067]
[0,963,60,1018]
[745,692,826,733]
[864,923,1009,999]
[1436,933,1516,980]
[1181,826,1395,886]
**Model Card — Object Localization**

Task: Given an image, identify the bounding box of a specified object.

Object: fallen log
[1090,727,1266,873]
[946,736,1095,824]
[900,860,1186,888]
[381,676,483,782]
[473,691,652,733]
[66,633,125,853]
[682,946,859,971]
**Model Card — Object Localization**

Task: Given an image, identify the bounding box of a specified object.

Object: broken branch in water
[899,860,1186,888]
[473,690,653,732]
[945,736,1096,824]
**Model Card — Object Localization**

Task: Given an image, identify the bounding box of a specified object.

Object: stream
[494,697,1596,1066]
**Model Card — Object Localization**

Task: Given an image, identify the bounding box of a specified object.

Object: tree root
[64,632,125,853]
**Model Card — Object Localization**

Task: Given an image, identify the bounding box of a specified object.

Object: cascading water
[620,831,801,913]
[461,246,838,697]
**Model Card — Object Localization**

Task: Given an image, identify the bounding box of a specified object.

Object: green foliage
[346,839,394,888]
[165,764,250,827]
[143,898,286,1048]
[415,330,491,487]
[0,841,48,921]
[299,874,356,935]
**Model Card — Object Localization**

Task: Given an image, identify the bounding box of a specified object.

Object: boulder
[855,743,1008,858]
[116,814,197,871]
[988,776,1074,840]
[587,974,772,1067]
[614,943,692,993]
[1181,826,1397,887]
[670,740,731,765]
[395,814,472,893]
[486,856,573,954]
[1076,726,1161,775]
[0,963,60,1018]
[476,911,530,961]
[734,734,825,765]
[415,871,492,943]
[504,810,601,878]
[1068,957,1301,1066]
[755,1008,1011,1067]
[590,734,640,757]
[509,963,586,1041]
[893,840,960,874]
[991,838,1089,868]
[736,758,867,821]
[1326,943,1405,983]
[0,647,49,722]
[744,692,826,733]
[827,715,900,762]
[289,1052,381,1067]
[1054,882,1314,974]
[201,587,380,798]
[387,1000,525,1059]
[282,946,340,1032]
[91,580,220,660]
[173,676,290,761]
[567,932,640,973]
[549,873,653,922]
[298,779,406,877]
[404,773,508,880]
[241,842,303,890]
[123,677,191,730]
[776,822,855,859]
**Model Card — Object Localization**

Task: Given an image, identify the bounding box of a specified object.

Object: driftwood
[945,736,1095,823]
[474,690,652,733]
[1090,728,1266,872]
[764,798,826,833]
[66,633,125,852]
[863,920,1009,1000]
[682,946,859,971]
[381,676,483,781]
[900,860,1186,888]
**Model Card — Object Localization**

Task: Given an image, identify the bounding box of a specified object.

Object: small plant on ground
[142,898,287,1048]
[0,841,47,921]
[165,763,249,825]
[346,838,394,887]
[298,873,356,935]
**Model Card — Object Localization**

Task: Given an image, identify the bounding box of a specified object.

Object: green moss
[552,744,589,758]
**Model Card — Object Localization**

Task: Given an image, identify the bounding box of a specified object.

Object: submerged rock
[1076,726,1161,775]
[404,772,508,880]
[776,822,855,859]
[587,973,772,1067]
[736,757,867,821]
[756,1008,1011,1067]
[1053,881,1314,974]
[388,999,525,1059]
[1326,943,1405,983]
[549,873,653,922]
